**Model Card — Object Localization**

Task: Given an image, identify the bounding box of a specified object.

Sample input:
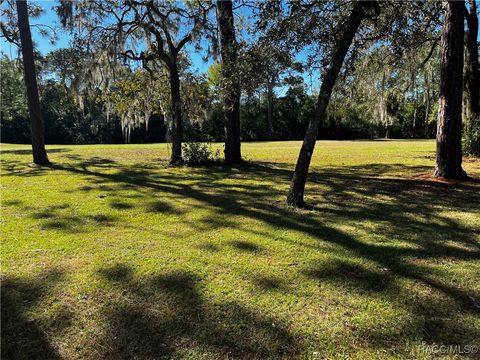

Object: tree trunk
[16,0,49,165]
[217,0,242,164]
[424,69,430,138]
[412,77,417,138]
[169,63,183,164]
[287,1,379,207]
[413,106,417,138]
[381,69,388,138]
[411,68,417,138]
[465,0,479,118]
[462,45,471,124]
[385,126,391,139]
[266,79,274,140]
[435,1,467,179]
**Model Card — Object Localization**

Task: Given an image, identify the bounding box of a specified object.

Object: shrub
[182,142,219,165]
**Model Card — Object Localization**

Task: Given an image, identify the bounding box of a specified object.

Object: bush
[182,142,219,165]
[463,117,480,157]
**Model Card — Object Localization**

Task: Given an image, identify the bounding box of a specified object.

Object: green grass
[1,140,479,359]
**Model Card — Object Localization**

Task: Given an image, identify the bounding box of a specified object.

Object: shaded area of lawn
[1,149,479,358]
[1,270,64,360]
[95,265,297,359]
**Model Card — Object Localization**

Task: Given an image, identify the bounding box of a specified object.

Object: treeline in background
[1,45,439,145]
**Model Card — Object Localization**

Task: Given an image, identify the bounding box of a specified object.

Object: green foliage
[198,106,225,142]
[276,86,315,139]
[182,72,212,128]
[40,82,81,144]
[2,36,443,145]
[463,117,480,157]
[0,57,27,120]
[41,48,85,89]
[207,62,223,101]
[241,98,267,140]
[181,142,219,165]
[0,57,30,143]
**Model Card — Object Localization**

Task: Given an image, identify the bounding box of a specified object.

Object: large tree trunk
[16,0,49,165]
[266,78,274,140]
[217,0,242,164]
[169,63,183,164]
[287,1,379,207]
[435,1,467,179]
[465,0,479,118]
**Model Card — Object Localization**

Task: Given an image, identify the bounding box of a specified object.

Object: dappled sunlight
[2,141,479,358]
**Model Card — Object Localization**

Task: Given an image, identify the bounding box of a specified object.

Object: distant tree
[340,41,441,139]
[101,70,162,143]
[0,56,30,143]
[42,48,86,96]
[241,41,300,141]
[206,62,223,102]
[217,0,242,164]
[274,84,314,140]
[464,0,479,119]
[181,71,214,141]
[15,0,49,164]
[287,1,380,207]
[59,0,214,164]
[435,1,467,179]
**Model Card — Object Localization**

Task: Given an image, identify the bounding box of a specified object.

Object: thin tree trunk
[169,63,183,164]
[217,0,242,164]
[385,126,391,139]
[435,1,467,179]
[412,74,417,138]
[424,69,430,138]
[287,1,379,207]
[413,106,417,138]
[462,45,471,124]
[266,78,274,140]
[465,0,479,118]
[16,0,49,165]
[381,69,389,138]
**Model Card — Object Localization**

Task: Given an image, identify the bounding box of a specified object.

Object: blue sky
[2,1,479,59]
[0,1,213,72]
[0,1,311,95]
[3,1,476,97]
[0,1,66,56]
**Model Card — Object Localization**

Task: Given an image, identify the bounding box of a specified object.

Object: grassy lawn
[1,140,479,359]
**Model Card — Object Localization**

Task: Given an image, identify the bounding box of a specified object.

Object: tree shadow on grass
[23,203,118,233]
[0,148,70,155]
[108,200,134,210]
[2,154,480,354]
[35,158,478,263]
[1,270,65,360]
[95,264,298,359]
[98,159,477,349]
[229,239,263,253]
[2,199,23,206]
[146,200,185,214]
[0,159,50,177]
[252,275,289,292]
[304,258,393,294]
[303,258,480,350]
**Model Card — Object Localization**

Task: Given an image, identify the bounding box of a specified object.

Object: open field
[1,140,480,359]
